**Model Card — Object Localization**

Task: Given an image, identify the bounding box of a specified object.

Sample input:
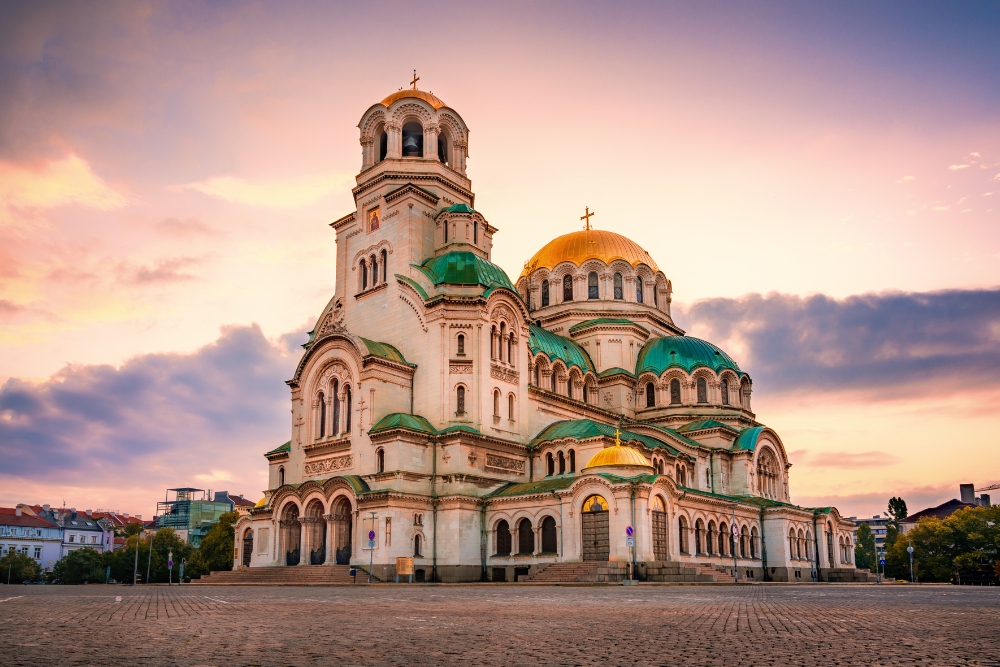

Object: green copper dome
[636,336,744,376]
[416,251,516,292]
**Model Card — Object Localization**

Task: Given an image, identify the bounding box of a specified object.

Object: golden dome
[519,229,660,280]
[381,89,447,110]
[254,498,267,508]
[583,444,653,471]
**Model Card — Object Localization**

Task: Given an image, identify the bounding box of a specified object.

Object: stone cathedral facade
[233,84,868,583]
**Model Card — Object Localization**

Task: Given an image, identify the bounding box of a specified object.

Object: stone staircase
[640,561,737,583]
[192,564,371,585]
[525,562,630,583]
[825,568,878,583]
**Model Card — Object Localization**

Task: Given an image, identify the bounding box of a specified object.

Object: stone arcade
[231,83,869,584]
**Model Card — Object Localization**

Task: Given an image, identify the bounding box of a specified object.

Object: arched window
[645,382,655,408]
[827,524,835,564]
[438,133,448,165]
[582,381,590,404]
[587,271,598,299]
[499,322,506,362]
[750,527,758,559]
[546,452,554,477]
[541,516,557,553]
[756,448,780,500]
[695,520,704,554]
[707,521,716,555]
[344,385,352,434]
[534,363,541,386]
[740,527,748,558]
[652,496,668,560]
[678,517,688,554]
[721,378,730,405]
[490,325,497,359]
[797,529,804,560]
[562,274,573,302]
[789,529,796,559]
[379,131,388,162]
[696,377,707,403]
[402,121,423,157]
[278,466,285,486]
[414,533,422,556]
[317,392,326,438]
[550,369,557,393]
[613,273,623,299]
[456,386,465,415]
[376,448,384,474]
[718,522,728,555]
[381,249,387,282]
[495,520,511,555]
[541,280,549,307]
[583,495,607,512]
[558,451,565,475]
[331,379,340,436]
[360,259,367,290]
[473,221,478,245]
[517,518,534,555]
[568,449,576,473]
[507,334,513,364]
[444,220,448,242]
[508,394,514,420]
[371,255,378,285]
[493,389,500,417]
[670,378,681,404]
[653,283,658,306]
[457,333,465,355]
[636,279,644,304]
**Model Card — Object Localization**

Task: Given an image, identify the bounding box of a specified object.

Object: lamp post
[907,542,915,583]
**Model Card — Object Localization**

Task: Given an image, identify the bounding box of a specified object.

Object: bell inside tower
[402,121,423,157]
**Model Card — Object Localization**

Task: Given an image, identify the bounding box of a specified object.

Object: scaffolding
[154,488,232,547]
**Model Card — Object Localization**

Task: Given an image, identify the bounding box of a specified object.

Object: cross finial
[581,206,595,230]
[614,428,621,446]
[410,70,420,90]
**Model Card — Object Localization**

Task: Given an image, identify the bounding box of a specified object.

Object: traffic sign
[626,536,635,547]
[732,524,740,537]
[626,526,634,537]
[879,559,886,566]
[368,539,376,548]
[368,530,376,541]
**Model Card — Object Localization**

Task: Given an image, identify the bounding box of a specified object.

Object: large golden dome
[583,444,652,470]
[520,229,660,280]
[381,89,447,110]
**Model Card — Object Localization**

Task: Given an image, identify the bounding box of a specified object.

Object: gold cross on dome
[581,206,595,230]
[410,70,420,90]
[614,428,621,446]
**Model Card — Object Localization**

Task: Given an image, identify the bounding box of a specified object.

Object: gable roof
[675,419,740,435]
[0,507,57,529]
[529,324,594,374]
[358,337,412,366]
[529,419,678,454]
[902,498,975,524]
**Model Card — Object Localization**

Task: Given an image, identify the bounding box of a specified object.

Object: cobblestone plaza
[1,584,998,666]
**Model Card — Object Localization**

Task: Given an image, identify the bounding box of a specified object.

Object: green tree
[1,551,42,584]
[887,497,908,529]
[190,511,238,576]
[883,522,902,578]
[886,505,1000,583]
[854,523,877,570]
[146,528,195,583]
[52,548,105,584]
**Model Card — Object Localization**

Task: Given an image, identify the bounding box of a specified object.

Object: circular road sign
[732,524,740,537]
[626,526,634,537]
[369,530,376,540]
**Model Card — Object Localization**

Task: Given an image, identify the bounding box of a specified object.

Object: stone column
[297,517,310,566]
[323,514,336,564]
[424,124,438,161]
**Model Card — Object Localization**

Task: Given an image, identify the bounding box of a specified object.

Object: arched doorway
[651,496,668,561]
[305,500,326,565]
[242,528,253,567]
[541,516,557,554]
[332,497,353,565]
[281,504,301,566]
[581,495,609,561]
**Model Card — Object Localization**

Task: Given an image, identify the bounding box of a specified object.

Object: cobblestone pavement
[1,584,998,666]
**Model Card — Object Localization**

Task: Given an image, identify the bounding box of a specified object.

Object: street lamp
[906,542,915,583]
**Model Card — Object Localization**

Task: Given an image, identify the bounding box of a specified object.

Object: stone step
[192,565,361,585]
[525,562,630,583]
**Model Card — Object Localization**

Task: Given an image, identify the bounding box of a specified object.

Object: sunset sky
[1,1,999,520]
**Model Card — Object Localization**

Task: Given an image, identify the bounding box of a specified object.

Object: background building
[1,505,62,572]
[154,488,246,546]
[850,515,890,553]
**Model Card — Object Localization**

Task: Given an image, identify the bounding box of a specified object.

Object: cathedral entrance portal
[305,500,326,565]
[281,504,301,566]
[242,529,253,567]
[581,495,610,561]
[332,497,353,565]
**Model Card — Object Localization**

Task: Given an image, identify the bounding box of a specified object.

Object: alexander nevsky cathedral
[230,80,872,584]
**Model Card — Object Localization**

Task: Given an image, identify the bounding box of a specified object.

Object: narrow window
[318,392,326,437]
[613,273,623,300]
[508,394,514,420]
[583,383,590,404]
[444,220,448,242]
[371,255,378,285]
[721,379,730,405]
[653,283,658,306]
[551,370,557,393]
[587,271,598,299]
[344,385,352,434]
[381,249,387,282]
[457,333,465,355]
[438,134,448,165]
[414,534,422,556]
[278,467,285,486]
[499,322,506,362]
[490,325,497,359]
[507,335,513,363]
[534,363,540,386]
[636,279,644,304]
[670,378,681,404]
[645,382,655,408]
[360,259,367,290]
[541,280,549,307]
[376,448,384,474]
[493,389,500,417]
[331,379,340,436]
[568,449,576,472]
[473,221,478,245]
[379,131,388,161]
[517,519,534,554]
[457,386,466,414]
[546,453,554,476]
[697,377,707,403]
[562,274,573,302]
[541,516,557,553]
[558,451,565,475]
[495,521,511,555]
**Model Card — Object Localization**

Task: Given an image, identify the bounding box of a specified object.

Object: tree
[1,552,41,584]
[886,505,1000,583]
[887,497,908,529]
[52,548,105,584]
[144,528,195,583]
[190,511,238,577]
[854,523,877,570]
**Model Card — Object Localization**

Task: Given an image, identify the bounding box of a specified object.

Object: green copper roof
[675,419,739,434]
[530,419,675,453]
[265,441,291,456]
[438,424,482,436]
[732,426,765,451]
[529,324,594,374]
[370,413,436,435]
[598,366,634,379]
[568,318,649,335]
[490,476,577,498]
[416,251,516,292]
[632,424,699,451]
[436,203,475,217]
[636,336,744,376]
[341,475,371,495]
[395,274,430,301]
[359,337,413,366]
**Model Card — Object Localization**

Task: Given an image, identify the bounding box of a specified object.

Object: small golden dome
[381,89,447,110]
[583,444,652,470]
[254,498,266,508]
[519,229,660,280]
